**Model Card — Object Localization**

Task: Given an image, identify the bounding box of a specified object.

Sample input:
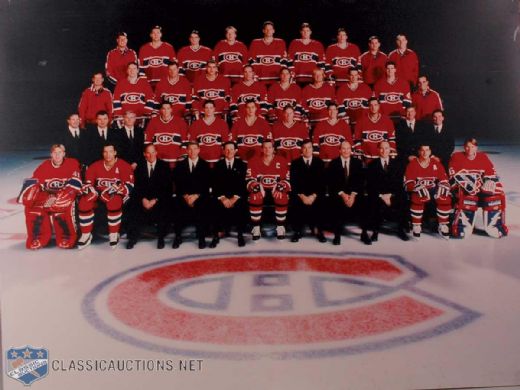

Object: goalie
[449,138,508,238]
[18,144,82,249]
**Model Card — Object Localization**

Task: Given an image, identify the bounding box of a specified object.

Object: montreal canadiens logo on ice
[6,346,49,386]
[82,251,480,360]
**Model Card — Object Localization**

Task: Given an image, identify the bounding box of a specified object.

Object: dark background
[1,0,519,151]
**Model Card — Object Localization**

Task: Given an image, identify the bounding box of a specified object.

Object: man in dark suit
[395,105,427,168]
[61,113,88,167]
[84,110,118,166]
[289,139,327,243]
[365,141,409,243]
[211,141,248,248]
[173,141,211,249]
[423,109,454,171]
[113,110,145,170]
[327,141,365,245]
[126,144,172,249]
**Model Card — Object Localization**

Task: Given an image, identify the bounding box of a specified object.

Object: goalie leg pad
[482,194,508,238]
[52,204,77,249]
[25,209,52,249]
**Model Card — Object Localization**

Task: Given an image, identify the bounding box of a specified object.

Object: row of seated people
[65,98,453,179]
[19,136,507,251]
[79,59,442,129]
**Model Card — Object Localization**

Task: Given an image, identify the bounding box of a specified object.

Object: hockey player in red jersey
[78,72,113,127]
[325,28,361,86]
[249,21,287,87]
[246,139,290,239]
[138,26,176,89]
[301,68,335,127]
[272,105,309,163]
[374,61,411,119]
[230,65,268,120]
[18,144,82,249]
[336,68,372,126]
[449,138,508,238]
[144,101,188,168]
[105,32,138,86]
[288,23,327,86]
[231,101,272,162]
[404,144,452,239]
[188,100,230,165]
[154,62,193,120]
[267,67,304,122]
[77,143,134,249]
[113,62,155,126]
[388,34,420,89]
[177,30,214,83]
[214,26,249,85]
[412,75,444,121]
[312,103,353,164]
[359,36,388,87]
[192,60,231,119]
[354,97,396,163]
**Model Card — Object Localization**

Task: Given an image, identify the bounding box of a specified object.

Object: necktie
[129,129,133,140]
[190,162,195,173]
[228,161,232,170]
[306,159,310,167]
[383,160,388,172]
[149,164,154,177]
[435,126,439,133]
[344,160,349,178]
[75,130,79,138]
[101,129,105,140]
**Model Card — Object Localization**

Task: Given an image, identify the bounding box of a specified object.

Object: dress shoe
[360,231,372,245]
[157,238,165,249]
[317,231,326,243]
[198,238,206,249]
[333,235,341,245]
[237,234,245,247]
[126,239,136,250]
[172,236,182,249]
[397,229,409,241]
[291,232,301,243]
[209,237,219,248]
[370,231,379,242]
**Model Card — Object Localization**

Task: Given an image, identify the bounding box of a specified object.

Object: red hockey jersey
[448,152,502,193]
[312,119,353,162]
[188,117,230,162]
[325,43,361,84]
[138,42,176,85]
[359,51,388,86]
[301,83,335,124]
[246,155,290,190]
[32,158,82,193]
[154,76,193,118]
[213,40,249,82]
[412,88,443,121]
[374,77,411,118]
[354,113,396,161]
[85,158,134,194]
[177,45,213,83]
[272,121,309,163]
[336,82,372,124]
[105,47,138,85]
[192,75,231,115]
[144,116,188,162]
[267,82,304,122]
[230,81,268,119]
[248,38,287,83]
[113,77,155,118]
[78,85,113,126]
[231,116,272,161]
[404,158,448,192]
[388,49,419,87]
[288,39,326,84]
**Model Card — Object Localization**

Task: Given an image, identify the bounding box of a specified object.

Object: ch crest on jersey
[164,95,181,104]
[280,139,299,148]
[261,176,277,186]
[259,56,276,65]
[334,58,354,67]
[347,100,363,109]
[203,90,221,99]
[149,58,165,67]
[364,131,386,142]
[309,99,327,109]
[418,178,435,188]
[296,52,315,62]
[97,178,118,188]
[323,135,342,145]
[155,133,174,144]
[45,178,65,190]
[277,99,295,109]
[242,136,259,146]
[187,61,205,70]
[123,93,143,103]
[200,135,219,146]
[382,93,402,103]
[222,53,241,62]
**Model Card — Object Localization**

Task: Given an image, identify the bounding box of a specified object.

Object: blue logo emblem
[6,346,49,386]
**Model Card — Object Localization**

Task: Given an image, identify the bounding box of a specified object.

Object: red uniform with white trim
[214,40,249,83]
[192,75,231,115]
[113,77,155,120]
[154,76,193,119]
[78,85,113,126]
[359,51,388,86]
[354,113,396,161]
[325,43,361,85]
[18,158,82,249]
[231,117,272,162]
[105,47,138,85]
[404,158,452,227]
[272,121,309,163]
[266,82,304,122]
[249,38,287,84]
[230,81,268,120]
[144,116,188,163]
[336,82,372,125]
[312,119,353,162]
[177,45,213,83]
[388,49,419,88]
[301,83,335,125]
[79,158,134,235]
[246,155,290,226]
[374,77,411,118]
[138,42,176,86]
[412,88,443,121]
[288,39,327,84]
[188,117,230,163]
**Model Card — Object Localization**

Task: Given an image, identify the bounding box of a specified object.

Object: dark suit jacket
[366,157,404,198]
[327,156,364,197]
[174,158,211,197]
[212,158,247,199]
[84,125,118,165]
[290,156,326,197]
[133,159,172,203]
[60,128,87,165]
[113,126,145,166]
[423,123,455,167]
[395,119,428,161]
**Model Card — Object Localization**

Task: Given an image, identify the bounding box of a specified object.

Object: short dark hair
[263,21,274,28]
[223,141,237,149]
[96,110,109,117]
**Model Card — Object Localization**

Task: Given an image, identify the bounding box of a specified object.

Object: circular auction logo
[83,251,479,360]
